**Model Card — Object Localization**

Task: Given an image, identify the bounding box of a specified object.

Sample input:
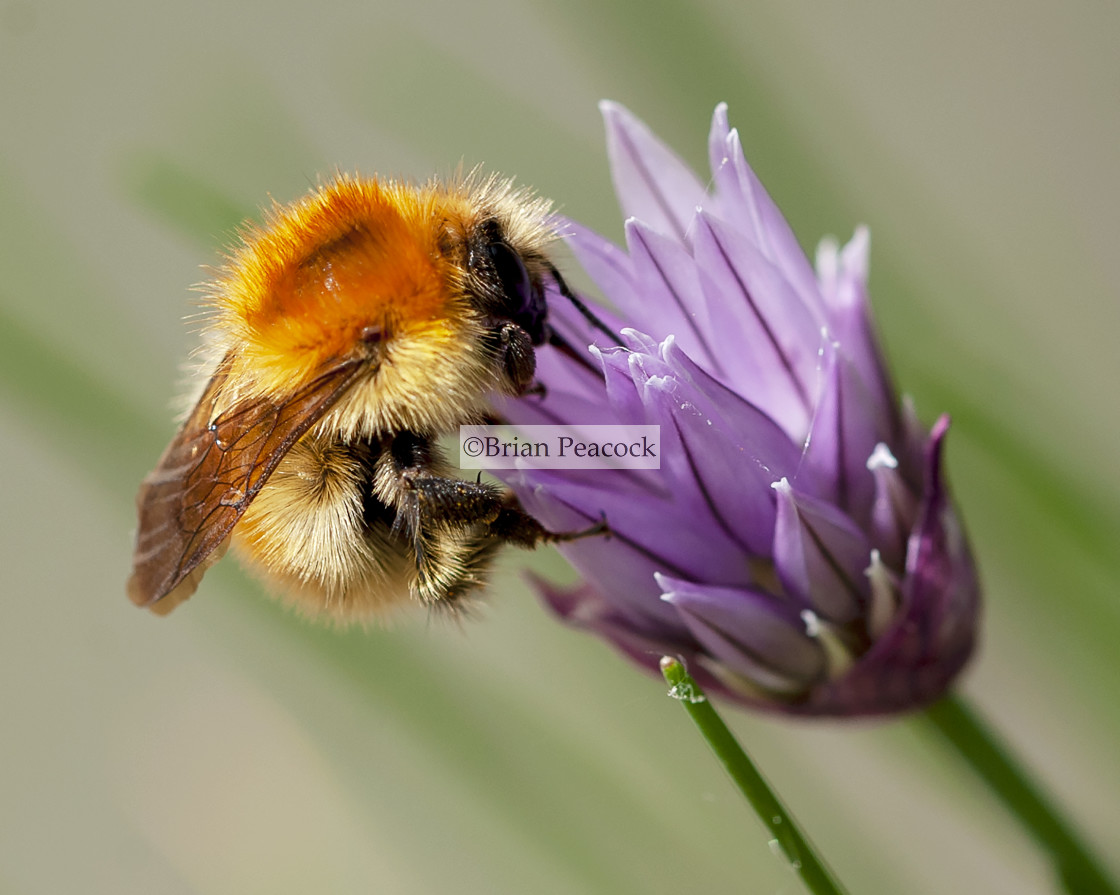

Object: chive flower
[503,103,980,716]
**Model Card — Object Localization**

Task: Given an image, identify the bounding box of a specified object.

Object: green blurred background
[2,1,1117,892]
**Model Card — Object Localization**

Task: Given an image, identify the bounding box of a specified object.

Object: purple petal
[706,104,825,322]
[624,219,718,368]
[619,328,661,353]
[902,416,980,654]
[601,101,707,243]
[866,442,920,571]
[815,228,902,448]
[592,333,681,424]
[771,478,871,624]
[532,576,698,666]
[590,345,650,425]
[659,339,806,486]
[799,343,891,526]
[659,574,826,693]
[564,220,643,319]
[516,468,754,601]
[691,210,823,437]
[637,354,788,556]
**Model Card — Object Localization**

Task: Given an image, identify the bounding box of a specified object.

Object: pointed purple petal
[815,228,902,448]
[659,338,805,484]
[620,327,661,353]
[563,220,643,319]
[707,111,825,321]
[623,219,718,368]
[691,210,823,436]
[866,442,920,571]
[659,574,826,693]
[902,416,980,654]
[601,101,707,243]
[638,356,786,556]
[517,468,753,601]
[587,345,649,425]
[800,343,895,526]
[771,478,871,624]
[532,576,698,666]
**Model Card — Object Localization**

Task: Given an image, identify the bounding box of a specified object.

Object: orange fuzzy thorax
[207,176,479,403]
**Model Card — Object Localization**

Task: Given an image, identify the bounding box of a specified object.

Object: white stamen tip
[867,442,898,471]
[864,548,882,576]
[800,609,822,637]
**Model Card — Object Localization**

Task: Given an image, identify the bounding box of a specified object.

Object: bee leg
[495,321,537,395]
[427,537,504,612]
[385,432,507,596]
[389,435,502,526]
[427,509,608,613]
[384,433,608,588]
[487,497,609,548]
[393,445,606,548]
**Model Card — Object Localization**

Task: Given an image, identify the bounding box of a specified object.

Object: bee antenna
[545,262,622,344]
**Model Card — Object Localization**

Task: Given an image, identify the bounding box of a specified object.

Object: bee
[127,172,614,622]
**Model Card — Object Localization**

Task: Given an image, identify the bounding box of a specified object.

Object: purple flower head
[502,103,980,717]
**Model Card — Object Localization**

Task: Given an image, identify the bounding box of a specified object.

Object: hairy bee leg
[386,431,506,525]
[423,537,503,613]
[385,431,508,594]
[426,512,609,613]
[488,501,609,548]
[394,447,607,546]
[384,433,610,600]
[493,320,536,395]
[393,471,515,606]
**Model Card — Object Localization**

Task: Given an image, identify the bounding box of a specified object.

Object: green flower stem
[922,693,1118,895]
[659,657,848,895]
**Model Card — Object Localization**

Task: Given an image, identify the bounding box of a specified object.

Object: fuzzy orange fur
[198,174,553,438]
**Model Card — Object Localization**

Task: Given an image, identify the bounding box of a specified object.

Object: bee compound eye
[487,241,533,315]
[487,241,548,344]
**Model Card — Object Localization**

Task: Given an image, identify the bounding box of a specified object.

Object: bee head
[466,218,550,347]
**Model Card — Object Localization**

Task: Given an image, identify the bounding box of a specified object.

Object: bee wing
[127,355,366,612]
